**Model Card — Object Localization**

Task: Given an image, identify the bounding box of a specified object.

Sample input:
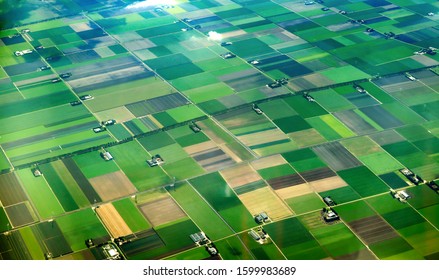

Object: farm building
[147,154,164,167]
[100,151,113,161]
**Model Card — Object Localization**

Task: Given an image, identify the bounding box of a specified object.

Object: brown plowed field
[275,183,312,200]
[0,173,27,207]
[309,176,347,192]
[89,171,137,202]
[300,167,336,182]
[267,174,306,190]
[139,197,186,227]
[96,203,132,238]
[220,164,261,188]
[348,215,399,245]
[251,154,287,170]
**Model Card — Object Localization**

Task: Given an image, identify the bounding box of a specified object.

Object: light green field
[320,65,370,83]
[162,157,205,180]
[56,208,109,251]
[85,78,172,112]
[286,193,326,214]
[184,82,234,103]
[310,223,366,258]
[73,151,120,178]
[51,160,90,208]
[107,141,171,191]
[169,182,233,240]
[341,136,382,157]
[0,148,10,171]
[166,104,205,123]
[19,227,45,260]
[112,198,151,233]
[16,169,64,219]
[359,152,404,175]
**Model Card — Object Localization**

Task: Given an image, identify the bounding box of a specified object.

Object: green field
[56,208,109,251]
[189,172,255,232]
[112,198,151,233]
[169,182,233,240]
[73,152,120,179]
[17,169,64,219]
[0,0,438,261]
[338,166,390,197]
[107,141,171,191]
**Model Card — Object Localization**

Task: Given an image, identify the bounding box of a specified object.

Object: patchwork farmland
[0,0,438,261]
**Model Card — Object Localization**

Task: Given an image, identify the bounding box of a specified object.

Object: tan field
[221,30,247,39]
[139,196,186,227]
[184,141,217,155]
[89,171,137,202]
[275,183,313,200]
[220,144,242,163]
[309,176,347,192]
[239,187,293,220]
[251,154,287,170]
[238,129,288,147]
[220,164,261,188]
[94,106,136,123]
[96,203,132,238]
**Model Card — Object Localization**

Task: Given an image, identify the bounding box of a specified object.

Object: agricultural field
[0,0,438,261]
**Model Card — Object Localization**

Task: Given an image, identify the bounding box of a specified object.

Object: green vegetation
[169,182,233,240]
[113,198,151,233]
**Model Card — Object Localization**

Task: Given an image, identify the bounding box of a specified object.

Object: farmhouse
[252,104,263,115]
[101,243,122,260]
[80,95,93,100]
[323,196,336,206]
[189,122,201,133]
[427,181,439,193]
[190,231,209,246]
[100,151,113,161]
[322,207,340,222]
[399,168,423,185]
[147,154,164,167]
[31,167,42,177]
[254,211,270,224]
[93,126,106,133]
[14,49,33,56]
[249,227,269,244]
[102,119,116,126]
[70,100,82,106]
[391,189,411,202]
[221,52,236,59]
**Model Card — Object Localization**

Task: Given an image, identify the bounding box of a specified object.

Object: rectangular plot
[267,174,305,190]
[36,221,72,258]
[360,105,403,129]
[39,163,78,212]
[89,171,137,202]
[125,100,156,117]
[348,215,399,245]
[334,110,376,135]
[4,231,32,260]
[139,197,186,227]
[191,146,235,172]
[312,142,362,172]
[5,202,37,227]
[147,93,188,112]
[300,167,336,182]
[338,166,390,197]
[62,158,101,204]
[121,230,164,257]
[96,203,132,238]
[0,173,27,207]
[220,164,261,188]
